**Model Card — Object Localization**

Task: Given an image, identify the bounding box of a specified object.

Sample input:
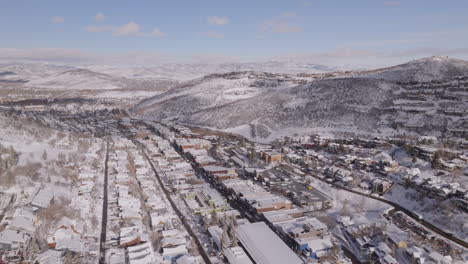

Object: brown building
[260,150,283,163]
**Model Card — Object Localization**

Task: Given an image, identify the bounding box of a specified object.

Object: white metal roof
[235,222,303,264]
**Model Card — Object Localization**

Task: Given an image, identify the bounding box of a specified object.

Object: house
[8,209,35,234]
[386,234,407,254]
[35,249,64,264]
[176,255,204,264]
[355,236,373,256]
[427,250,452,264]
[274,217,330,256]
[128,242,156,264]
[160,236,186,249]
[202,166,238,181]
[47,217,84,249]
[372,179,393,195]
[405,246,425,264]
[324,166,353,182]
[336,216,354,227]
[162,244,188,261]
[208,226,223,249]
[371,242,398,264]
[50,227,85,252]
[0,229,29,251]
[224,246,254,264]
[31,189,54,209]
[120,226,145,247]
[270,215,334,259]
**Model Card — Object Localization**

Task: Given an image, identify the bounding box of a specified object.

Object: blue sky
[1,0,468,67]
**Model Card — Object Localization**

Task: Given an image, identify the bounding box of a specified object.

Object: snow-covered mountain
[132,56,468,141]
[24,68,126,90]
[0,63,178,96]
[0,63,73,82]
[358,56,468,82]
[84,61,339,81]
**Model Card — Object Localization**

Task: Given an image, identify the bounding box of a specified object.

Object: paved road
[98,140,110,264]
[305,171,468,249]
[139,145,213,264]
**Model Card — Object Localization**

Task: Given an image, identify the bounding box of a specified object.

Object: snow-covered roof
[36,249,63,264]
[9,214,35,233]
[31,189,54,208]
[162,244,188,257]
[235,222,303,264]
[208,226,223,248]
[224,246,254,264]
[52,226,86,252]
[161,229,181,237]
[161,236,186,248]
[302,236,333,253]
[0,229,29,245]
[128,242,156,264]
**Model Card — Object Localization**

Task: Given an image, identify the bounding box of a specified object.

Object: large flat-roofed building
[222,180,292,213]
[235,222,303,264]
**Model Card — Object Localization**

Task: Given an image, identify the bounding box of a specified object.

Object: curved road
[306,171,468,249]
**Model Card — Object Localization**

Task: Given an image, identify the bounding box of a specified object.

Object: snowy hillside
[0,63,72,82]
[133,57,468,141]
[84,61,339,81]
[131,72,311,120]
[359,56,468,82]
[0,63,178,104]
[24,69,123,90]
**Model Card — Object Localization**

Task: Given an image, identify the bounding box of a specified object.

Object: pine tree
[202,215,210,231]
[9,146,18,166]
[5,169,14,186]
[431,151,442,169]
[341,199,350,216]
[220,215,228,228]
[221,224,231,249]
[228,222,238,247]
[210,210,219,226]
[230,215,237,227]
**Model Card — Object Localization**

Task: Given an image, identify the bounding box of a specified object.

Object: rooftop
[224,246,254,264]
[235,222,303,264]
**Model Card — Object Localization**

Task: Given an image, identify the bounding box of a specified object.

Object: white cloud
[83,22,165,37]
[83,25,115,33]
[207,16,229,26]
[146,28,165,37]
[94,12,107,21]
[259,12,302,33]
[300,0,312,7]
[112,22,140,36]
[200,31,224,39]
[51,16,64,24]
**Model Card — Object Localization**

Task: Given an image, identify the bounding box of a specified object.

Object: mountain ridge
[132,56,468,141]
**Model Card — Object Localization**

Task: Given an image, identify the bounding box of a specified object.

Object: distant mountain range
[83,61,339,81]
[132,57,468,141]
[1,57,467,141]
